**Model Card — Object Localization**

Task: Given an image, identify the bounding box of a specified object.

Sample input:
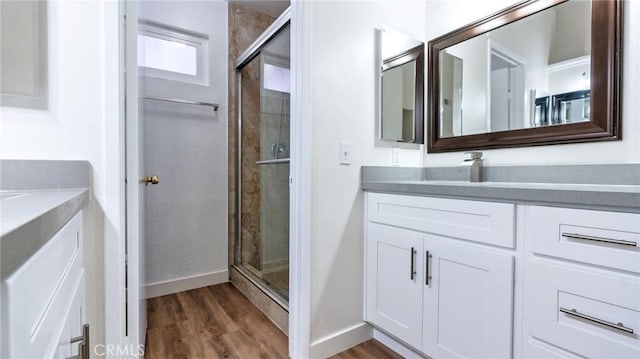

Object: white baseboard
[309,322,372,359]
[373,328,426,358]
[145,269,228,298]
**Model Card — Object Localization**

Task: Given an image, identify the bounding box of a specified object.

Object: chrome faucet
[460,151,483,182]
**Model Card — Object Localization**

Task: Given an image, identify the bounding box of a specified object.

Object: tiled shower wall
[239,55,262,269]
[228,3,275,270]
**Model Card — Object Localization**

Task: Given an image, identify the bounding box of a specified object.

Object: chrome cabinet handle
[561,232,637,247]
[425,251,432,286]
[67,324,90,359]
[560,307,634,334]
[410,247,416,280]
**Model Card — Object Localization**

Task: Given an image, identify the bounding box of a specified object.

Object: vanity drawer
[367,192,515,248]
[528,260,640,358]
[528,206,640,273]
[4,212,83,359]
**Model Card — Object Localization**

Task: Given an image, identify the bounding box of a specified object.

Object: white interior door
[138,1,228,291]
[124,1,147,351]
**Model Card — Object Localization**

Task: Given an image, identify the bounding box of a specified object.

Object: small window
[137,21,209,85]
[138,35,197,76]
[263,63,290,93]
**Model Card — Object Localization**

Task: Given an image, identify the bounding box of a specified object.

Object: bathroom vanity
[1,160,90,359]
[362,165,640,358]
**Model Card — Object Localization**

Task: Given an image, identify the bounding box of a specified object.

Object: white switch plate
[392,147,401,166]
[340,142,351,165]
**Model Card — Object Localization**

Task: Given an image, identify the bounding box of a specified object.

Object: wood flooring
[145,283,287,358]
[330,340,404,359]
[145,283,402,358]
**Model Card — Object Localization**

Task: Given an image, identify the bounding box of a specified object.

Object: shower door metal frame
[234,8,292,309]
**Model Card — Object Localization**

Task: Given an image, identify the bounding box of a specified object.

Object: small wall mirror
[0,0,48,109]
[428,0,622,152]
[378,28,424,144]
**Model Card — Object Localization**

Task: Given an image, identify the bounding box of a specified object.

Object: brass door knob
[145,175,159,185]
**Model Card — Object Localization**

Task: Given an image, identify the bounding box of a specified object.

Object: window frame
[137,21,209,86]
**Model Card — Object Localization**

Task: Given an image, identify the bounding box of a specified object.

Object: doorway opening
[489,45,525,132]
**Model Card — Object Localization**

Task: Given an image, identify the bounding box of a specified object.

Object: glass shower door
[237,24,290,303]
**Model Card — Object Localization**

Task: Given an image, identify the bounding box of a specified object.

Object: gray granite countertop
[1,189,89,278]
[362,165,640,212]
[1,189,89,236]
[0,160,91,279]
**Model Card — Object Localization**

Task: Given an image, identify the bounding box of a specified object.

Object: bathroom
[0,0,638,358]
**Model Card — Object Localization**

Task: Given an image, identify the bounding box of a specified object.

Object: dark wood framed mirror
[427,0,623,153]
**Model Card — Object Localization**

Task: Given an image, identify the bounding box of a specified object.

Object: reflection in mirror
[439,0,591,138]
[0,0,48,109]
[382,61,416,142]
[378,28,424,144]
[440,52,463,137]
[428,0,622,152]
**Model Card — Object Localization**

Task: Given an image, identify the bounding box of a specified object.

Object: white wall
[138,1,229,293]
[0,0,123,350]
[549,0,591,64]
[0,1,105,187]
[307,1,425,354]
[424,0,640,166]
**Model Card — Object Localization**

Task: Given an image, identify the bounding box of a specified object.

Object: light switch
[340,142,351,165]
[392,147,401,166]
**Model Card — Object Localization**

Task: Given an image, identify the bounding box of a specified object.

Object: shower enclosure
[235,15,290,305]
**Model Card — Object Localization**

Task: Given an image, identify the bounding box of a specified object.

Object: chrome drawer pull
[561,232,637,247]
[559,307,634,334]
[410,247,416,280]
[425,251,432,286]
[67,324,90,359]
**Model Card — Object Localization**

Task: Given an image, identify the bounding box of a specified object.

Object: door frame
[103,0,138,353]
[120,0,146,353]
[117,1,314,357]
[289,1,313,357]
[486,38,526,132]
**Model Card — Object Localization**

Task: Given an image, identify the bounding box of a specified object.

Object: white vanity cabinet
[2,212,87,359]
[365,193,516,358]
[364,192,640,359]
[524,206,640,359]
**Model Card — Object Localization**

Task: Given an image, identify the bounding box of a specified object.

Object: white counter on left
[0,188,89,278]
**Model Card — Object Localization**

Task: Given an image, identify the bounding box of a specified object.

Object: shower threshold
[232,264,289,312]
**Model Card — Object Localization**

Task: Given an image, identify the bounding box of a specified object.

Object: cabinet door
[3,212,83,359]
[423,235,514,358]
[55,271,86,359]
[366,223,423,349]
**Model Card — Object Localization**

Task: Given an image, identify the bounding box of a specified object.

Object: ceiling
[230,0,290,18]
